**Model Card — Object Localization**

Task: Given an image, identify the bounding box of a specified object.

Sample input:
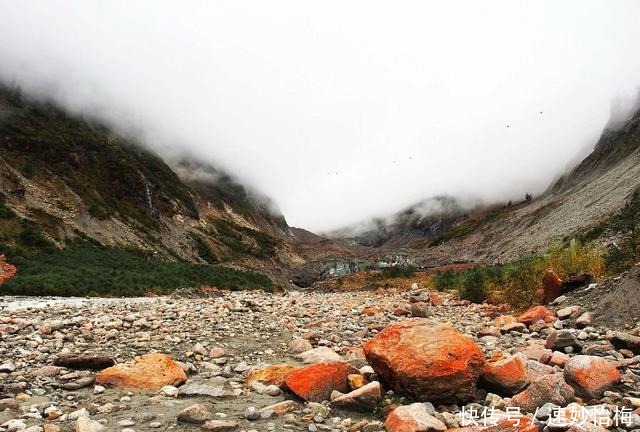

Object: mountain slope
[0,85,349,289]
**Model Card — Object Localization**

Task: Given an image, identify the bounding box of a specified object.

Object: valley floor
[0,288,639,432]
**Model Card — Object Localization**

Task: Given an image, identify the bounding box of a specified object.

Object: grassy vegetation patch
[0,245,274,297]
[433,239,605,308]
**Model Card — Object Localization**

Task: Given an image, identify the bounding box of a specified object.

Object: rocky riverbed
[1,288,640,432]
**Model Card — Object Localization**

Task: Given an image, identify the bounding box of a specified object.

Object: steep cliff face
[0,86,311,284]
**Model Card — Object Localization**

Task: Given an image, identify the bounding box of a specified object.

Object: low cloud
[1,1,640,232]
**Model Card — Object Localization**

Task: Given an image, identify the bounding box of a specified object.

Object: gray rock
[177,403,213,424]
[546,330,582,352]
[329,381,382,412]
[244,406,260,421]
[179,381,234,398]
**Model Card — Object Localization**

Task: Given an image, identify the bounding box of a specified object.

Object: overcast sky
[1,1,640,232]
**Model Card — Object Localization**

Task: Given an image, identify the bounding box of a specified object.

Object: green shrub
[434,269,460,291]
[380,265,416,279]
[502,257,545,308]
[1,245,274,296]
[460,267,487,303]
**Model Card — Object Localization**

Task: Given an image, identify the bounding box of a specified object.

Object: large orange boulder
[517,306,555,326]
[96,353,187,389]
[480,353,530,395]
[363,318,484,404]
[563,355,621,399]
[542,269,562,304]
[283,362,357,402]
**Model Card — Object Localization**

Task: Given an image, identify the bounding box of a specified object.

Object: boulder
[575,312,592,328]
[298,347,342,364]
[208,347,226,358]
[610,331,640,354]
[493,315,517,328]
[500,322,527,334]
[517,306,555,325]
[95,353,187,390]
[385,403,447,432]
[258,400,301,415]
[330,381,382,412]
[54,353,115,370]
[289,338,313,353]
[245,364,298,388]
[363,318,484,404]
[429,292,444,306]
[563,355,621,399]
[411,302,431,318]
[480,353,530,395]
[542,269,562,304]
[177,403,212,424]
[545,330,582,352]
[284,362,357,402]
[548,351,570,368]
[75,416,105,432]
[557,306,581,320]
[511,373,575,413]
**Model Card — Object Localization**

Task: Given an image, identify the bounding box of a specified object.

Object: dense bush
[460,267,487,303]
[433,269,462,291]
[0,245,274,297]
[501,257,546,308]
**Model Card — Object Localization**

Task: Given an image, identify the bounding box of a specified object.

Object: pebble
[244,406,261,421]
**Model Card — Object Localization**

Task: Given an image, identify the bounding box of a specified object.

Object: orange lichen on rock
[283,362,357,402]
[246,363,299,388]
[480,353,530,395]
[563,355,621,399]
[96,353,187,389]
[517,305,555,325]
[363,318,484,404]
